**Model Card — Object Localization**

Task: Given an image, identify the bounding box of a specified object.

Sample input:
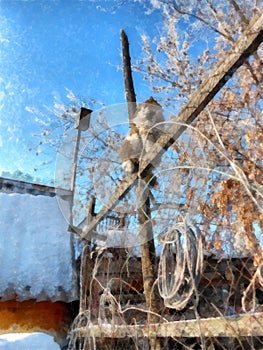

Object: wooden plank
[76,312,263,339]
[79,12,263,242]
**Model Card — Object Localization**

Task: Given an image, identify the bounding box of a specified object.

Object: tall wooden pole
[120,29,137,123]
[70,108,92,227]
[121,29,161,349]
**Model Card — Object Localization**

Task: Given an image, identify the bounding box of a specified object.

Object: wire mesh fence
[67,204,263,350]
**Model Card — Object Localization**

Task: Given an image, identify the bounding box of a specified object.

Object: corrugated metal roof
[0,178,78,302]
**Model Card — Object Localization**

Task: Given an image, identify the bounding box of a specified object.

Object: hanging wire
[158,219,203,310]
[68,310,97,350]
[98,287,126,329]
[242,262,263,312]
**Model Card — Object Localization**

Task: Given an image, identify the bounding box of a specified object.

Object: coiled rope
[158,220,203,310]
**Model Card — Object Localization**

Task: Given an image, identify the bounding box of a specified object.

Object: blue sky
[0,0,163,183]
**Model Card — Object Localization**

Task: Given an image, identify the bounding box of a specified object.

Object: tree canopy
[132,0,263,264]
[32,0,263,264]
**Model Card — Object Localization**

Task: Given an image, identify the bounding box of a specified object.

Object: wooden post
[120,29,137,122]
[79,196,96,313]
[138,197,162,350]
[70,108,92,227]
[121,29,161,349]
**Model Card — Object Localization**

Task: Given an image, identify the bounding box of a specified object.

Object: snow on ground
[0,192,78,302]
[0,333,60,350]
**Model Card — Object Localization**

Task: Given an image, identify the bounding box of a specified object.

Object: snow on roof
[0,188,78,302]
[0,177,57,196]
